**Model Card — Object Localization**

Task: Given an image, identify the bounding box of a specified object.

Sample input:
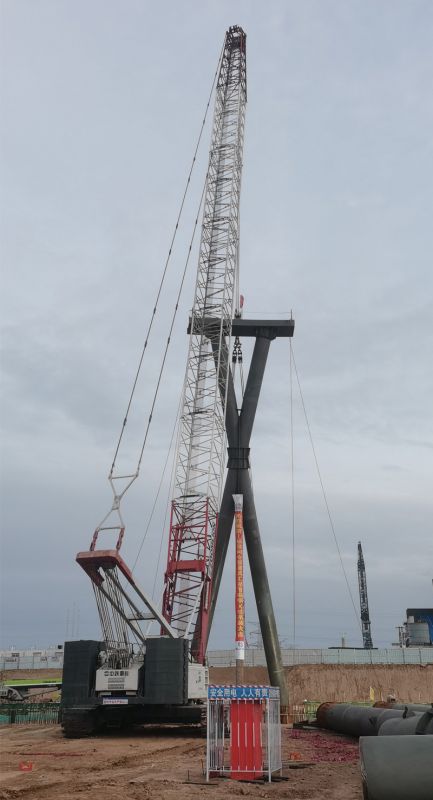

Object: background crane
[357,541,373,649]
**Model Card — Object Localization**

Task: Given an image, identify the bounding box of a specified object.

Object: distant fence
[0,651,64,671]
[0,703,61,725]
[1,646,433,671]
[207,647,433,667]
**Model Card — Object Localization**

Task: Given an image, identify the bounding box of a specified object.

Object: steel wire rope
[109,43,224,478]
[151,412,180,602]
[134,179,207,475]
[287,353,386,686]
[290,346,363,635]
[113,178,207,616]
[239,360,245,398]
[289,341,296,649]
[131,392,182,572]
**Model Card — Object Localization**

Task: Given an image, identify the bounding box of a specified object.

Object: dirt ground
[0,723,362,800]
[2,663,428,798]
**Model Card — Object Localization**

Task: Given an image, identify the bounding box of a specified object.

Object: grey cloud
[1,0,432,652]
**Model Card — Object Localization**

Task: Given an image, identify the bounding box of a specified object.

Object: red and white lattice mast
[162,26,247,663]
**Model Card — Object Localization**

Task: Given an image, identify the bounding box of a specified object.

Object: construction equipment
[357,541,373,649]
[62,22,294,737]
[61,25,248,737]
[0,682,24,702]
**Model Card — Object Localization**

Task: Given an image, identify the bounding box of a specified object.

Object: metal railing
[1,646,432,671]
[206,686,281,783]
[0,652,64,671]
[0,703,61,725]
[206,647,433,667]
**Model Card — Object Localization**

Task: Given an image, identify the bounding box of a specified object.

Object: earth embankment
[209,664,433,705]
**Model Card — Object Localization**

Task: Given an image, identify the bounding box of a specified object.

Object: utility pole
[357,541,373,649]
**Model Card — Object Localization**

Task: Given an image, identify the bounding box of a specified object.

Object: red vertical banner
[233,494,245,663]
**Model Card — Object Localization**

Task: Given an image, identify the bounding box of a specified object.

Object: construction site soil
[0,723,362,800]
[1,664,431,799]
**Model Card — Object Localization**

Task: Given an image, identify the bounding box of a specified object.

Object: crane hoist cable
[151,444,177,601]
[134,178,207,473]
[131,392,182,572]
[93,47,223,541]
[291,348,386,689]
[290,345,363,635]
[94,176,208,542]
[289,340,296,648]
[147,406,179,624]
[108,42,224,481]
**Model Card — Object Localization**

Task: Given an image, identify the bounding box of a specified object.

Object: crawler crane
[62,24,293,738]
[61,25,248,737]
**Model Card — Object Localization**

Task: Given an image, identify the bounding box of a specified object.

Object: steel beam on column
[239,336,271,445]
[204,319,293,707]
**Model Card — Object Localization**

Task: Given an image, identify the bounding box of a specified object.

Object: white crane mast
[162,27,247,660]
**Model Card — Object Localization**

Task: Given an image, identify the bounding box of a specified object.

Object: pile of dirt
[2,670,62,682]
[5,664,431,707]
[209,664,433,706]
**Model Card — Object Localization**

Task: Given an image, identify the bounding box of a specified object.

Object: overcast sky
[1,0,432,653]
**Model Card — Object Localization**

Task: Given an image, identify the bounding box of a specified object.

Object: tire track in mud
[0,731,205,800]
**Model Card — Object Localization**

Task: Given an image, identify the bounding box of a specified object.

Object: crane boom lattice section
[162,26,247,662]
[357,541,373,649]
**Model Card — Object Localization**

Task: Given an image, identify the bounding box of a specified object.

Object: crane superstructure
[357,541,373,649]
[162,25,246,663]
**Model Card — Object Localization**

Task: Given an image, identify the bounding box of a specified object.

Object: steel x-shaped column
[197,319,293,707]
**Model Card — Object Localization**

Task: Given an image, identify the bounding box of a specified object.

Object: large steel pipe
[316,703,420,737]
[384,703,433,714]
[374,708,419,732]
[378,709,433,736]
[317,703,378,736]
[359,735,433,800]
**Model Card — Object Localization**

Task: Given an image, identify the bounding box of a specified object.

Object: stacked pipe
[316,702,433,737]
[316,703,433,799]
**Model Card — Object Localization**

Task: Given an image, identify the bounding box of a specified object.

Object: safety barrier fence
[1,646,432,671]
[0,699,373,727]
[1,653,64,670]
[206,686,282,782]
[0,703,61,725]
[207,647,433,667]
